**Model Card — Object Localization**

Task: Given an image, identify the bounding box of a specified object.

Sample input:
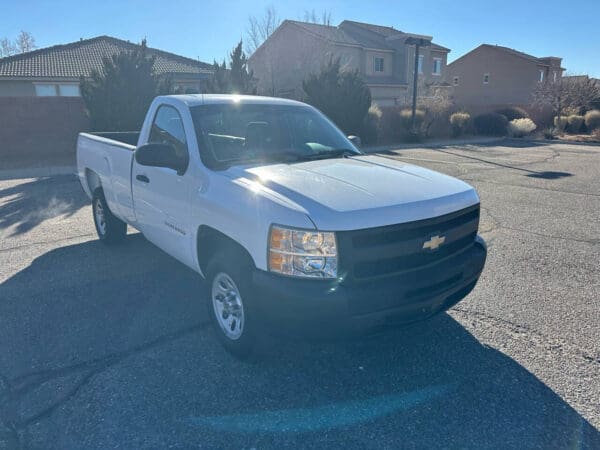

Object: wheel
[92,188,127,244]
[206,251,257,357]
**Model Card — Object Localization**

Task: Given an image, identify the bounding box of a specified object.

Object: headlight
[268,226,337,278]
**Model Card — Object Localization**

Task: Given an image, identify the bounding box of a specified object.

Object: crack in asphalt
[479,205,599,246]
[451,307,600,371]
[0,323,209,448]
[0,233,96,254]
[450,306,600,367]
[425,146,561,174]
[463,177,600,198]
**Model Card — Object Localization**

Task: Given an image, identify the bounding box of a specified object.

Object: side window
[149,105,189,172]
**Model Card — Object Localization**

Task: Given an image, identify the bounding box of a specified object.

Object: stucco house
[0,35,213,96]
[248,20,451,106]
[447,44,564,108]
[0,36,213,168]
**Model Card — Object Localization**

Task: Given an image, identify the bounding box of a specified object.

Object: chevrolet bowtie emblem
[423,235,446,250]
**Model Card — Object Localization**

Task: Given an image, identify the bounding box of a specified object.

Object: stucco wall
[448,47,560,107]
[0,81,36,97]
[0,97,89,168]
[249,23,349,98]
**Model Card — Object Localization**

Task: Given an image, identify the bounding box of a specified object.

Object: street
[1,139,599,448]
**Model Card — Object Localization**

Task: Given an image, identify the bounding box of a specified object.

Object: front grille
[337,204,480,281]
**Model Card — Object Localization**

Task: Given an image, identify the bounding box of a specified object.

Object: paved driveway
[1,139,599,449]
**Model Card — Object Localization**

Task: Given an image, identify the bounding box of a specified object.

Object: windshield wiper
[302,148,362,161]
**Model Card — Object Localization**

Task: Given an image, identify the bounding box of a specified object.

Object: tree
[0,31,36,57]
[302,58,371,135]
[80,39,173,131]
[303,9,333,25]
[415,80,453,137]
[206,41,255,95]
[245,5,281,55]
[533,76,600,117]
[245,6,334,55]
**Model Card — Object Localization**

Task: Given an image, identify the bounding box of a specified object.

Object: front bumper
[252,235,487,337]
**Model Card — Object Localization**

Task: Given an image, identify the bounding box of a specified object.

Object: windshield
[190,103,360,169]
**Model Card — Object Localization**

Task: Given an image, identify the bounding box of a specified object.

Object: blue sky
[3,0,599,76]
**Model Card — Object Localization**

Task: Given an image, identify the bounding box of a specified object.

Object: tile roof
[0,35,213,79]
[480,44,561,66]
[286,21,361,46]
[340,20,402,37]
[339,20,449,52]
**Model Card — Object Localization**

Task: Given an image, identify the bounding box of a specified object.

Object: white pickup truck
[77,94,486,355]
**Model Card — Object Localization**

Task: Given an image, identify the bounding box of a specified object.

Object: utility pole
[405,37,431,136]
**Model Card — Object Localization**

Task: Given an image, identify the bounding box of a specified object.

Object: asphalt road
[1,139,599,449]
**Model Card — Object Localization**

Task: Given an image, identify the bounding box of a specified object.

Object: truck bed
[77,132,137,224]
[90,132,140,147]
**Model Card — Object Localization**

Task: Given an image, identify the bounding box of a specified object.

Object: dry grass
[557,133,600,143]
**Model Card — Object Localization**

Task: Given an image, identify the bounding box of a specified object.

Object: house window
[374,57,385,73]
[34,83,80,97]
[432,58,442,75]
[34,84,58,96]
[418,55,424,74]
[553,71,557,82]
[539,69,545,82]
[453,76,459,86]
[483,73,490,84]
[58,84,80,97]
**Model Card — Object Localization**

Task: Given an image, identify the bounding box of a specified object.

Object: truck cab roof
[158,94,308,108]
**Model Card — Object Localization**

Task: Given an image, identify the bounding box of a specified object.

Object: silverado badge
[423,235,446,250]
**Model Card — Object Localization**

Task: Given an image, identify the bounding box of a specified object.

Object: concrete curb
[363,136,505,153]
[0,165,76,181]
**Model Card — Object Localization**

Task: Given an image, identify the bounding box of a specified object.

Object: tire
[206,250,257,357]
[92,188,127,244]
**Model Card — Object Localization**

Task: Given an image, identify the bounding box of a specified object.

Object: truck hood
[224,155,479,230]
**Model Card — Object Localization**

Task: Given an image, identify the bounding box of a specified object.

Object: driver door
[132,104,193,264]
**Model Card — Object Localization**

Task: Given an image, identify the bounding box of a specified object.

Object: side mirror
[347,135,361,147]
[135,143,187,174]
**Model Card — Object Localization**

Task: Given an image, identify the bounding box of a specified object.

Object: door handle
[136,174,150,183]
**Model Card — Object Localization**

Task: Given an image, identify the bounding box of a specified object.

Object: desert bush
[449,112,471,137]
[567,115,584,133]
[542,128,557,140]
[553,116,568,132]
[473,112,508,135]
[80,39,174,131]
[399,109,426,131]
[584,110,600,131]
[508,118,536,137]
[375,107,427,143]
[359,105,381,144]
[495,107,529,121]
[303,58,371,135]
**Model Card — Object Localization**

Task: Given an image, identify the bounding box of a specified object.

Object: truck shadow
[1,236,598,448]
[0,175,87,236]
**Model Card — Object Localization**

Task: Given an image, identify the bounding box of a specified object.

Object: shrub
[359,105,381,145]
[508,118,536,137]
[495,107,529,121]
[567,115,584,134]
[449,112,471,137]
[584,110,600,131]
[542,128,557,140]
[80,39,174,131]
[303,58,371,135]
[398,108,426,131]
[553,116,568,132]
[473,112,508,135]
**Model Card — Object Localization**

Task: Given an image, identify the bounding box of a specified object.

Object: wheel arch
[85,168,102,195]
[196,225,256,276]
